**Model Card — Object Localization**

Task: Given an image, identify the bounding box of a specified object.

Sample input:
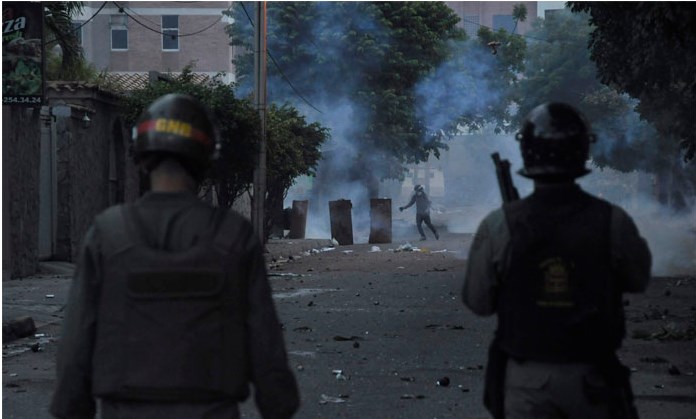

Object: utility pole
[252,1,267,243]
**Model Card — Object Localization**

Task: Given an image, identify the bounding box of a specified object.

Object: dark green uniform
[51,192,299,419]
[463,183,651,419]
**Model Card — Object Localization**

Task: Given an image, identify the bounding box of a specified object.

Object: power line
[111,2,224,38]
[45,1,108,46]
[239,2,323,114]
[460,16,550,43]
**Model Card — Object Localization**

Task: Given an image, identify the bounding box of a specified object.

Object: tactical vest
[91,204,250,401]
[498,187,624,363]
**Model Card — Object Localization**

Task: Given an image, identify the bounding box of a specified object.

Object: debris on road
[369,246,381,252]
[333,369,349,380]
[332,335,364,342]
[400,394,426,400]
[268,272,302,278]
[308,246,337,254]
[668,365,681,375]
[425,324,465,330]
[394,243,419,252]
[293,326,313,333]
[640,356,669,364]
[2,316,37,342]
[436,376,450,387]
[319,394,348,404]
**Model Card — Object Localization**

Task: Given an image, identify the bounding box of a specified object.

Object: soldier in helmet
[51,94,300,419]
[462,102,651,419]
[399,184,440,241]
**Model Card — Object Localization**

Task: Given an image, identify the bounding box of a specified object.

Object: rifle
[483,153,519,419]
[491,152,520,204]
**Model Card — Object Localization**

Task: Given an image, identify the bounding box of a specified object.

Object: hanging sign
[3,2,44,106]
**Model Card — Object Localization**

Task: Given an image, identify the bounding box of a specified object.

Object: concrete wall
[47,83,136,263]
[80,2,234,74]
[3,84,144,278]
[3,106,42,278]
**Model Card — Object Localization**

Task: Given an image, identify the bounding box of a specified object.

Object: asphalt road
[3,231,695,419]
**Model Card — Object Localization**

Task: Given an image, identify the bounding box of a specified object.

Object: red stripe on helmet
[191,128,211,146]
[136,119,158,135]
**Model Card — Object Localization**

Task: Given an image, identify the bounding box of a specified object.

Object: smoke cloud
[276,5,695,274]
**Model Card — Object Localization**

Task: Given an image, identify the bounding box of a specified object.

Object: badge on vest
[537,257,575,308]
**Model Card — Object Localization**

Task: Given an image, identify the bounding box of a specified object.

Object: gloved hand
[399,207,404,212]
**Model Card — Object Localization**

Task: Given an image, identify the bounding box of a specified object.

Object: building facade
[446,1,539,38]
[75,1,236,85]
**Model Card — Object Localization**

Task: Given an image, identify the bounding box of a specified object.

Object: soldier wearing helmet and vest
[51,94,300,419]
[462,102,651,419]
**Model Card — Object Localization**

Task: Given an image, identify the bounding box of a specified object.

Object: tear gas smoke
[277,6,694,276]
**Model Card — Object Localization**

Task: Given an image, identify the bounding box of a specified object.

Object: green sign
[3,2,44,106]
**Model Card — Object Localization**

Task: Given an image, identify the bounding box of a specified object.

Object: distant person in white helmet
[399,184,439,241]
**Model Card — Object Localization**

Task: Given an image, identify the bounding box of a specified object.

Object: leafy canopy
[568,2,696,161]
[225,1,467,184]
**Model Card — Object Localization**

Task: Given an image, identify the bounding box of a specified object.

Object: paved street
[3,233,695,419]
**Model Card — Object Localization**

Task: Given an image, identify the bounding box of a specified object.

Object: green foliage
[265,103,329,236]
[519,9,695,206]
[225,1,465,187]
[267,103,329,193]
[44,2,84,80]
[120,67,329,212]
[568,2,696,162]
[120,67,260,206]
[515,10,657,169]
[513,4,528,23]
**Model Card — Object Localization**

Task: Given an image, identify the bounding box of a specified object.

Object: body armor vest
[91,204,249,401]
[498,187,624,363]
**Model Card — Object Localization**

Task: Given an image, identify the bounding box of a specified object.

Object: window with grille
[162,15,179,51]
[110,15,128,50]
[462,15,480,39]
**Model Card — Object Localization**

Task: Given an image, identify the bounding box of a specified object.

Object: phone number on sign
[3,96,42,104]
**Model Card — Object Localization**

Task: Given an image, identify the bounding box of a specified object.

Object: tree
[119,67,330,234]
[265,104,329,236]
[44,2,85,79]
[517,9,695,209]
[120,68,260,207]
[225,2,466,208]
[568,2,696,162]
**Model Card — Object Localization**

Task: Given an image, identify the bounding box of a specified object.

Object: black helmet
[414,184,424,192]
[516,102,596,180]
[133,93,219,174]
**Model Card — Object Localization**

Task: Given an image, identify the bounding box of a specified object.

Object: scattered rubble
[319,394,348,404]
[425,324,465,331]
[400,394,426,400]
[2,317,36,342]
[436,376,450,387]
